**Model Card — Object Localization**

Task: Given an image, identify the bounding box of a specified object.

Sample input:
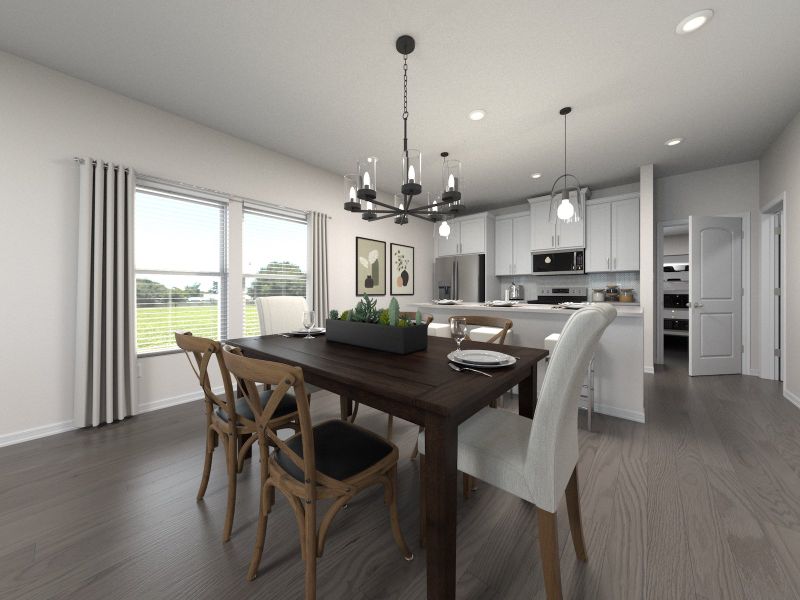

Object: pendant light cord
[402,55,409,152]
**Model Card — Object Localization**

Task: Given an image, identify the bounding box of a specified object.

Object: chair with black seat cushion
[222,346,413,600]
[175,331,300,542]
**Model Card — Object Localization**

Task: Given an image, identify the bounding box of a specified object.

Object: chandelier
[548,106,585,223]
[343,35,463,225]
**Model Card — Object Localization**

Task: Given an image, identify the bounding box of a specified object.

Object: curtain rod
[73,157,330,219]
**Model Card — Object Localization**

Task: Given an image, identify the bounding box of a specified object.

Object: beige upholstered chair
[418,304,617,599]
[255,296,310,334]
[222,347,412,600]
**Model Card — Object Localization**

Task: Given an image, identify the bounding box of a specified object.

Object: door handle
[693,302,704,308]
[685,302,691,308]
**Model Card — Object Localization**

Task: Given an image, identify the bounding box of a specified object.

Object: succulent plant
[416,309,423,324]
[352,293,379,323]
[388,297,400,327]
[329,309,339,320]
[378,308,390,326]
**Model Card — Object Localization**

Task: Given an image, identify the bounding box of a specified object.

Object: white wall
[664,234,689,256]
[655,161,761,375]
[759,111,800,402]
[0,51,434,441]
[640,165,655,373]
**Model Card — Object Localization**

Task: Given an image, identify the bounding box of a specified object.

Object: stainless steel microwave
[532,249,584,275]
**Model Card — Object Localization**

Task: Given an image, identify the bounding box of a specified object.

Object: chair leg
[419,455,426,548]
[385,466,414,560]
[197,427,215,500]
[304,500,317,600]
[587,357,595,432]
[565,467,588,561]
[223,434,238,543]
[386,415,394,441]
[247,482,273,581]
[537,508,563,600]
[410,426,423,460]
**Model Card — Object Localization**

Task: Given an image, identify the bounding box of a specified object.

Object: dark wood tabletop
[225,334,548,599]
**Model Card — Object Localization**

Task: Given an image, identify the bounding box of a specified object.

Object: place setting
[446,317,517,377]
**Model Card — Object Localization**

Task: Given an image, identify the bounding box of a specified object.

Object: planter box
[325,319,428,355]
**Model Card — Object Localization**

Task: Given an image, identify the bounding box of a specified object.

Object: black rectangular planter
[325,319,428,355]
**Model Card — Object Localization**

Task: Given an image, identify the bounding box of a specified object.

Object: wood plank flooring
[2,344,799,599]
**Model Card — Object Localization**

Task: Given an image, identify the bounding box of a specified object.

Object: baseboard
[137,386,223,414]
[0,420,76,448]
[594,403,646,423]
[748,369,760,377]
[644,365,655,374]
[785,388,800,411]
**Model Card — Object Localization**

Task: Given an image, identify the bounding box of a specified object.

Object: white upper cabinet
[494,213,532,275]
[434,213,489,257]
[585,194,639,272]
[528,190,587,251]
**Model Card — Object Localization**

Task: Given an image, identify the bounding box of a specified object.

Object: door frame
[655,218,689,365]
[760,192,787,383]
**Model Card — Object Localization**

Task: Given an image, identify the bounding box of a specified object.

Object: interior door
[585,202,611,272]
[689,216,742,376]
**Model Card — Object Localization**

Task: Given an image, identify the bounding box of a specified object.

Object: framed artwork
[390,243,414,295]
[356,237,386,295]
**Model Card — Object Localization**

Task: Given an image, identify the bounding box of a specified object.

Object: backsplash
[497,271,640,301]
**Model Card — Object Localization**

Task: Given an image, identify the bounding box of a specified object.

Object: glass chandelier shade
[357,156,377,201]
[343,173,361,212]
[549,106,584,223]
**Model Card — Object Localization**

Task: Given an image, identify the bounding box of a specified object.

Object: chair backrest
[399,311,433,325]
[175,331,238,421]
[525,304,616,512]
[221,346,320,494]
[255,296,310,335]
[448,315,513,344]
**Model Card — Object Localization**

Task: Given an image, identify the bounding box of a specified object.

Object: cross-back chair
[222,346,413,600]
[448,314,513,344]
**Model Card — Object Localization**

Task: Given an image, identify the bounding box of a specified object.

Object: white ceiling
[2,1,799,210]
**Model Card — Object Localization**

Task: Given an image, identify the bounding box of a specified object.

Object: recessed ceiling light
[531,172,542,179]
[468,109,486,121]
[665,137,684,146]
[676,9,714,35]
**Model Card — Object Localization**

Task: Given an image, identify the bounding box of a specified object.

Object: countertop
[414,301,643,318]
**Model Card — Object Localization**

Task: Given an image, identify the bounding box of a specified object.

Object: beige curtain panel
[73,158,138,427]
[309,211,329,320]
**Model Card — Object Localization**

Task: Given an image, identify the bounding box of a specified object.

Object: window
[134,187,227,354]
[242,207,308,336]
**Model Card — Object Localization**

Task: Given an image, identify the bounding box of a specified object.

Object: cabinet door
[512,216,532,274]
[437,222,460,256]
[459,216,486,254]
[611,197,639,271]
[530,201,555,251]
[494,218,513,275]
[556,217,585,249]
[585,202,611,272]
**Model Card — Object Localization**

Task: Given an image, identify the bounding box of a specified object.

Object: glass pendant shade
[438,219,451,238]
[441,158,462,203]
[393,194,408,224]
[428,192,444,222]
[343,173,361,212]
[357,156,377,201]
[548,174,584,223]
[401,149,422,196]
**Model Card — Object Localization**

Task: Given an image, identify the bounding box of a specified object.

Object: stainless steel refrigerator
[433,254,485,302]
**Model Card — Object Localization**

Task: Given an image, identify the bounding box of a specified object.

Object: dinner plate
[287,327,326,336]
[433,299,463,305]
[447,350,516,369]
[486,300,518,307]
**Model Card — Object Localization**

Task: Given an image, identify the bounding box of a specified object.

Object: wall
[759,110,800,402]
[640,165,655,373]
[655,161,761,374]
[664,234,689,256]
[0,51,434,442]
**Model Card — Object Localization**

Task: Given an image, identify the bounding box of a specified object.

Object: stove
[528,287,588,305]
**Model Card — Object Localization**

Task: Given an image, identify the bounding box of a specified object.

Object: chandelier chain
[402,55,409,120]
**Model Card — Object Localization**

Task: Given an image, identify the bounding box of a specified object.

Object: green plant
[340,310,351,321]
[378,308,390,326]
[388,297,400,327]
[415,309,423,324]
[352,293,379,323]
[329,309,339,320]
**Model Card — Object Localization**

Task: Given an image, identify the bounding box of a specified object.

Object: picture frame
[355,237,386,295]
[390,243,415,295]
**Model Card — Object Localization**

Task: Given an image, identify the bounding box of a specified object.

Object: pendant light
[549,106,584,223]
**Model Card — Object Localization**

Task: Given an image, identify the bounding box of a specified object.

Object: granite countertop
[414,301,643,318]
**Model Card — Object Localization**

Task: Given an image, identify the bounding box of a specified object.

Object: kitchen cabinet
[528,190,587,251]
[435,213,490,257]
[494,213,532,275]
[585,194,639,272]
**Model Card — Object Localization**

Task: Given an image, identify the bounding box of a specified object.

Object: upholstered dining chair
[221,346,413,600]
[255,295,309,335]
[417,304,616,600]
[175,331,301,542]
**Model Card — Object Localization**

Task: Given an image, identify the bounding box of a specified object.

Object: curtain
[308,211,329,321]
[73,158,138,427]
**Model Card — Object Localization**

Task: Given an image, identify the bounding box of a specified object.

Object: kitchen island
[413,302,645,422]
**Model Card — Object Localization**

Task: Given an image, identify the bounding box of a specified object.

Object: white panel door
[530,201,554,251]
[512,216,532,274]
[556,214,585,248]
[689,216,742,376]
[585,202,611,272]
[494,218,513,275]
[459,216,486,254]
[437,222,460,256]
[611,197,640,271]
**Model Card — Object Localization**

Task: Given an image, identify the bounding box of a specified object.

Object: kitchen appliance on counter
[528,286,588,304]
[532,249,584,275]
[434,254,486,302]
[506,281,525,301]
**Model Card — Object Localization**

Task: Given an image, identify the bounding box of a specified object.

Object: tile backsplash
[497,272,640,301]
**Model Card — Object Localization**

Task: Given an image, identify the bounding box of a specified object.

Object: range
[528,287,588,304]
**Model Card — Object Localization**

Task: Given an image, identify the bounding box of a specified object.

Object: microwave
[532,250,584,275]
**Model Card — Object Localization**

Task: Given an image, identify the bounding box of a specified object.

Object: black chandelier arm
[363,198,400,212]
[407,199,453,213]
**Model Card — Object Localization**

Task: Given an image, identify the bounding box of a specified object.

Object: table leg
[339,396,354,421]
[518,364,537,419]
[424,415,458,599]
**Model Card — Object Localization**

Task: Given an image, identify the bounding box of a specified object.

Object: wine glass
[450,317,467,357]
[302,310,316,339]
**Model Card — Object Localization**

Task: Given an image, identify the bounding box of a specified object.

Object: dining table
[224,333,548,599]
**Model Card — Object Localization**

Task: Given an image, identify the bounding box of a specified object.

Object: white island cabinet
[413,302,645,423]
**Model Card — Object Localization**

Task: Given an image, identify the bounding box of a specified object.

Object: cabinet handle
[551,235,554,247]
[614,257,617,269]
[607,257,610,269]
[557,234,560,246]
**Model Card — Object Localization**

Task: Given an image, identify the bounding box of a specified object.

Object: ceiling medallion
[343,35,463,229]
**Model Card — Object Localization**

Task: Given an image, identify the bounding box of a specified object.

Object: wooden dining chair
[417,305,617,599]
[222,346,413,600]
[175,331,301,542]
[399,311,433,325]
[448,314,513,344]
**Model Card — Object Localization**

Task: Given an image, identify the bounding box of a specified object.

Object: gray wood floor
[2,345,799,599]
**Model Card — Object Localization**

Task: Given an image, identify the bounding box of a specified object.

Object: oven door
[532,250,584,275]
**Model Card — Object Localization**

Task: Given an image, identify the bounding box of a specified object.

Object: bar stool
[545,333,595,432]
[427,323,451,338]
